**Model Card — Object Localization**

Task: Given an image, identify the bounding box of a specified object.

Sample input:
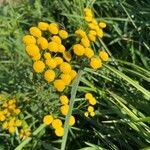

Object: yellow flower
[37,37,48,49]
[69,115,75,126]
[89,97,96,105]
[29,26,42,38]
[33,61,45,73]
[58,44,66,53]
[84,47,94,58]
[63,51,72,62]
[59,30,69,39]
[81,38,90,47]
[73,44,85,56]
[48,41,59,52]
[69,70,77,80]
[2,121,8,129]
[96,28,104,38]
[88,23,96,30]
[48,23,59,35]
[90,57,102,69]
[60,74,72,85]
[85,93,93,100]
[44,70,56,82]
[92,19,98,25]
[75,29,86,38]
[90,111,95,117]
[45,58,57,69]
[54,57,63,66]
[0,113,5,122]
[99,22,106,28]
[8,126,15,134]
[88,33,96,42]
[55,127,64,137]
[54,79,66,92]
[3,109,8,115]
[51,36,62,44]
[22,35,36,45]
[60,62,72,74]
[32,53,41,61]
[44,52,51,59]
[84,8,93,17]
[8,99,15,105]
[38,22,49,31]
[89,30,97,36]
[87,106,94,112]
[26,44,40,57]
[60,95,69,105]
[43,115,53,125]
[84,111,89,117]
[14,108,21,115]
[99,51,109,61]
[2,102,8,108]
[52,119,62,129]
[60,105,69,116]
[8,118,15,126]
[85,16,93,22]
[15,120,22,127]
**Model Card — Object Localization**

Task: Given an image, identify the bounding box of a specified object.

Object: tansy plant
[21,7,109,147]
[0,98,31,140]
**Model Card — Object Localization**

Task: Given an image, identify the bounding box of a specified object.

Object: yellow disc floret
[59,30,69,39]
[55,127,64,137]
[43,115,53,125]
[69,115,75,126]
[52,119,62,129]
[99,51,109,61]
[38,22,49,31]
[44,70,56,82]
[33,61,45,73]
[29,26,42,38]
[73,44,85,56]
[60,95,69,105]
[37,37,48,49]
[60,62,72,74]
[22,35,36,45]
[48,23,59,35]
[54,79,66,92]
[90,57,102,69]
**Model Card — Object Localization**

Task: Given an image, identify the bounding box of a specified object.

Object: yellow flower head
[84,111,89,117]
[32,53,41,61]
[60,62,72,74]
[89,30,97,36]
[14,108,21,115]
[54,79,66,92]
[44,70,56,82]
[89,97,96,105]
[44,52,51,59]
[84,47,94,58]
[45,58,57,69]
[29,26,42,38]
[99,51,109,61]
[85,16,93,22]
[51,36,62,44]
[22,35,36,45]
[73,44,85,56]
[88,33,96,42]
[8,126,15,134]
[55,127,64,137]
[90,57,102,69]
[75,29,86,38]
[48,41,59,52]
[69,70,77,80]
[87,106,94,112]
[43,115,53,125]
[33,61,45,73]
[58,44,66,53]
[60,74,72,85]
[99,22,106,28]
[2,121,8,129]
[60,95,69,105]
[38,22,49,31]
[96,28,104,38]
[26,44,40,57]
[59,30,69,39]
[85,93,93,100]
[48,23,59,35]
[15,120,22,127]
[54,57,63,66]
[69,115,75,126]
[81,37,90,48]
[52,119,62,129]
[90,111,95,117]
[60,104,69,116]
[37,37,48,49]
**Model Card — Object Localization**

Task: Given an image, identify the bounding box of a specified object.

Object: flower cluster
[23,22,77,92]
[84,93,97,117]
[0,98,31,139]
[43,109,75,137]
[72,8,109,69]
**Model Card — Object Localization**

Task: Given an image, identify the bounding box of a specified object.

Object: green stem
[61,70,83,150]
[15,124,46,150]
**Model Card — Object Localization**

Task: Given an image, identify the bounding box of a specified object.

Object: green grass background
[0,0,150,150]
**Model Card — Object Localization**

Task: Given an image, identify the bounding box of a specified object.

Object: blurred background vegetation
[0,0,150,150]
